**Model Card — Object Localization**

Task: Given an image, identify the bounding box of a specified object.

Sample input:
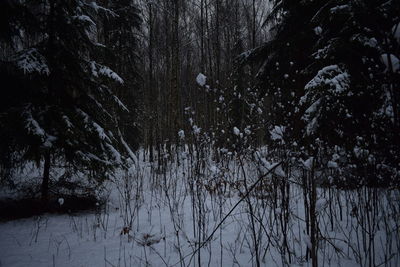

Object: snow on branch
[105,143,122,165]
[98,65,124,84]
[89,61,124,84]
[25,110,46,139]
[76,108,90,125]
[119,130,137,164]
[113,95,129,112]
[87,94,113,118]
[381,54,400,73]
[304,65,350,95]
[86,1,118,17]
[77,109,112,142]
[330,5,350,14]
[72,15,95,26]
[92,121,111,142]
[76,150,111,165]
[270,125,286,141]
[14,49,49,75]
[299,65,350,136]
[393,22,400,43]
[302,98,322,136]
[24,109,57,147]
[62,115,74,129]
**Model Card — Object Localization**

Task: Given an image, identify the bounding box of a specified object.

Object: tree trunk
[148,2,154,162]
[41,151,51,201]
[310,157,318,267]
[42,0,54,202]
[170,0,181,144]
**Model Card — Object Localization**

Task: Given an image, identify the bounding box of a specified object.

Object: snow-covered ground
[0,150,399,266]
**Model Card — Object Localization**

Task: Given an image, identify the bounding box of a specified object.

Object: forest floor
[0,149,399,267]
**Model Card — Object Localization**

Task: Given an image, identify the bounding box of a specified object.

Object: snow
[304,65,350,94]
[88,1,117,17]
[270,125,285,141]
[0,151,399,267]
[313,44,331,59]
[62,115,73,129]
[25,111,57,147]
[316,198,327,213]
[303,234,312,249]
[192,125,201,135]
[209,165,218,174]
[105,143,122,164]
[25,115,45,138]
[330,5,350,14]
[302,98,322,136]
[351,34,378,48]
[302,157,314,171]
[238,49,252,60]
[90,61,124,84]
[95,42,106,48]
[274,164,286,177]
[89,61,98,77]
[327,160,338,168]
[393,22,400,43]
[92,121,110,141]
[365,37,378,48]
[43,135,57,148]
[306,116,319,136]
[314,26,322,35]
[113,96,129,112]
[73,15,95,25]
[119,132,138,164]
[15,49,49,76]
[178,129,185,139]
[98,65,124,84]
[233,127,240,136]
[353,146,369,159]
[196,73,207,86]
[76,151,111,165]
[304,98,321,115]
[380,54,400,73]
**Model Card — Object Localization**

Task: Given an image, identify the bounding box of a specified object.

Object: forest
[0,0,399,266]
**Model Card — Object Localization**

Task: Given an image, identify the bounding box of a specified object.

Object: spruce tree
[302,0,400,185]
[0,0,140,199]
[100,0,142,150]
[241,0,400,185]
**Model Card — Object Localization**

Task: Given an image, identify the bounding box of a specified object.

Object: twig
[171,161,284,267]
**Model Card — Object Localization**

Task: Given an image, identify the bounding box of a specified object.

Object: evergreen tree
[238,0,322,143]
[301,0,400,185]
[0,0,140,199]
[241,0,400,185]
[100,0,142,150]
